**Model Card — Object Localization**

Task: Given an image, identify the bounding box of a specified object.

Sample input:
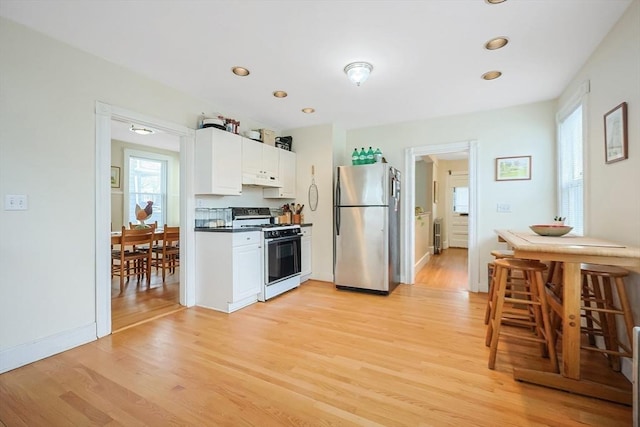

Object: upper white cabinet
[263,149,296,199]
[242,138,281,187]
[194,128,242,195]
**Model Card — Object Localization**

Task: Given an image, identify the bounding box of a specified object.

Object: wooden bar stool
[579,263,634,371]
[484,249,528,325]
[486,258,558,372]
[545,263,635,372]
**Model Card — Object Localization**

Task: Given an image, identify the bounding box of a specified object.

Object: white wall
[286,124,337,282]
[558,0,640,352]
[348,101,557,291]
[0,17,272,368]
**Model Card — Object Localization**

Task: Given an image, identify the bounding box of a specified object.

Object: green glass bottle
[358,147,366,165]
[351,148,359,165]
[366,147,375,164]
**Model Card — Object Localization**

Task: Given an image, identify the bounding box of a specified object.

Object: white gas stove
[230,207,301,301]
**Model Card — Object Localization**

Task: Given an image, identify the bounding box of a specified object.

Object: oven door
[264,234,301,286]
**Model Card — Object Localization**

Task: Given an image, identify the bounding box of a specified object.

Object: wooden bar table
[495,229,640,405]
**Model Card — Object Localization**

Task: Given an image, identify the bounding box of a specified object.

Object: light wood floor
[111,268,182,332]
[415,247,468,290]
[0,280,632,426]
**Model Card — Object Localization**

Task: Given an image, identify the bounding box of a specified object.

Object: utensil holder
[293,214,301,224]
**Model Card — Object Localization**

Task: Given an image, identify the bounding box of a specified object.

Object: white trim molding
[95,101,196,337]
[0,324,96,374]
[403,140,479,292]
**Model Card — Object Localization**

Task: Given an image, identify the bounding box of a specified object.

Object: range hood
[242,173,282,188]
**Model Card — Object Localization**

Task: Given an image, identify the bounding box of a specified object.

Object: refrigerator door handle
[335,171,341,235]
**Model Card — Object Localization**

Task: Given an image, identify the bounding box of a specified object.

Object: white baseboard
[0,323,96,374]
[414,251,431,272]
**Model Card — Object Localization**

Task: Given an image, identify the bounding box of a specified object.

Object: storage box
[260,129,276,146]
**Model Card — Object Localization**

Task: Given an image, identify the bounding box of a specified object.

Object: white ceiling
[111,119,181,152]
[0,0,632,132]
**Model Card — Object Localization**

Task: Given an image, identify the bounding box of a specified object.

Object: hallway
[414,247,468,290]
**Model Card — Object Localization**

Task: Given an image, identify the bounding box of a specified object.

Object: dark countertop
[195,223,312,232]
[194,227,261,233]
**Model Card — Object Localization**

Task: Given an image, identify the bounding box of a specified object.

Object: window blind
[558,105,584,235]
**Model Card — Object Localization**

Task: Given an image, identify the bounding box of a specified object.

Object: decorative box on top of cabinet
[194,127,242,195]
[300,225,312,282]
[264,149,296,199]
[195,231,262,313]
[242,137,281,187]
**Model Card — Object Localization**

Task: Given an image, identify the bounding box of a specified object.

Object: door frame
[95,101,196,337]
[403,141,479,291]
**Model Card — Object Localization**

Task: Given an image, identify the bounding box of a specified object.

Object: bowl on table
[529,224,573,237]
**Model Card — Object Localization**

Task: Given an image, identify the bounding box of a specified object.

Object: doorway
[402,141,479,291]
[110,119,182,331]
[95,102,196,338]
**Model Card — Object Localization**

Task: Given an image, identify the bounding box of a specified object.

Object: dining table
[495,229,640,405]
[110,228,164,246]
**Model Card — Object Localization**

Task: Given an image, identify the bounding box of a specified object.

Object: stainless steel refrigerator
[334,163,401,294]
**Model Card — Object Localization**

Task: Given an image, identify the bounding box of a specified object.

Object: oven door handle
[265,234,302,244]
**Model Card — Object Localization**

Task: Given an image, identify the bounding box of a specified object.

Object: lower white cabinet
[300,226,312,282]
[196,231,262,313]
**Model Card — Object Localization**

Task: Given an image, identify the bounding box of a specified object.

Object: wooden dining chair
[151,225,180,283]
[111,226,154,293]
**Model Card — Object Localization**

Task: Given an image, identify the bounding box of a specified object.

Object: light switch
[496,203,511,213]
[5,194,28,211]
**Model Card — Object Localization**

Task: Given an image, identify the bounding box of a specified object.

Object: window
[126,152,168,227]
[453,186,469,214]
[557,104,584,235]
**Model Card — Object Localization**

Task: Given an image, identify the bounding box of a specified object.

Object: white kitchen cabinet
[263,149,296,199]
[242,137,281,187]
[300,226,312,282]
[195,231,262,313]
[194,128,242,195]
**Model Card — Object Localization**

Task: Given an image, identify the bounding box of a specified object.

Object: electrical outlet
[496,203,511,213]
[5,194,28,211]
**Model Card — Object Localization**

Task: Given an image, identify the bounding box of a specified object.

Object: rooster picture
[135,201,153,226]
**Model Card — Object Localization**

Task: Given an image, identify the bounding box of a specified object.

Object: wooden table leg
[562,261,582,380]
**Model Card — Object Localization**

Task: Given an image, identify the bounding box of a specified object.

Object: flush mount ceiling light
[481,70,503,80]
[485,0,507,4]
[485,37,509,50]
[344,62,373,86]
[130,125,155,135]
[301,107,315,114]
[231,66,250,76]
[273,90,288,98]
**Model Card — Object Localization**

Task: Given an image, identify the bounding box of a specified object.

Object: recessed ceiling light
[301,108,315,114]
[273,91,288,98]
[481,71,502,80]
[231,66,250,76]
[485,37,509,50]
[485,0,507,4]
[130,125,155,135]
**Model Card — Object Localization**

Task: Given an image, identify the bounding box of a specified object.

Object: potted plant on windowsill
[553,216,566,225]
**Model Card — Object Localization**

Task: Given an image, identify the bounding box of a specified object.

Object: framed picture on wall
[604,102,628,164]
[495,155,531,181]
[111,166,120,188]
